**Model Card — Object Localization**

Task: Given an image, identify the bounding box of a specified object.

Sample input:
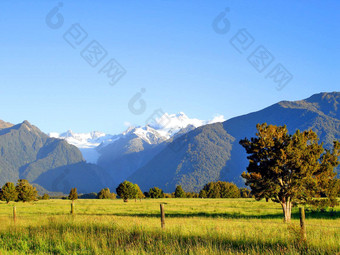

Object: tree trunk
[282,201,292,223]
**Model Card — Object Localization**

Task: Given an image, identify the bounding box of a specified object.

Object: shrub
[163,193,173,198]
[79,192,98,199]
[41,193,50,200]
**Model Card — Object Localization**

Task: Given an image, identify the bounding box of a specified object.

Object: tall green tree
[240,123,340,222]
[116,181,137,202]
[174,185,186,198]
[1,182,18,203]
[16,179,37,202]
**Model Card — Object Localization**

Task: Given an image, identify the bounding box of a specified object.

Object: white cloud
[208,114,226,124]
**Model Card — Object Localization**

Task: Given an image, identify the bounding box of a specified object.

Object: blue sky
[0,0,339,134]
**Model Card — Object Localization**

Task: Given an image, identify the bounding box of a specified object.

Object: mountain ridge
[128,92,340,192]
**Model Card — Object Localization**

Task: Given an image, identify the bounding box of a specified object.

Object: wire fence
[1,203,339,230]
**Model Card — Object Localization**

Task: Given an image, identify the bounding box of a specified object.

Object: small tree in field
[116,181,137,202]
[240,123,340,222]
[97,188,116,199]
[68,188,78,215]
[174,185,186,198]
[16,179,37,202]
[1,182,18,203]
[68,188,78,201]
[148,187,164,198]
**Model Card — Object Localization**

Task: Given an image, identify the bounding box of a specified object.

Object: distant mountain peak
[176,112,187,118]
[0,120,13,129]
[21,120,32,127]
[50,112,225,163]
[16,120,42,134]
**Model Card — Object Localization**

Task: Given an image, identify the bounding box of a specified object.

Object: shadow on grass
[77,209,340,220]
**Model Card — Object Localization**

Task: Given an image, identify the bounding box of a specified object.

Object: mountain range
[1,92,339,194]
[49,113,225,187]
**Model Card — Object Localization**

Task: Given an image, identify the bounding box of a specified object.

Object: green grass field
[0,198,339,254]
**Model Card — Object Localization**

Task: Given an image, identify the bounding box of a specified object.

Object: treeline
[142,181,252,199]
[83,181,253,201]
[78,181,253,201]
[0,179,253,203]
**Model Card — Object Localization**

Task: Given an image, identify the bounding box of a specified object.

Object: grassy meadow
[0,198,339,254]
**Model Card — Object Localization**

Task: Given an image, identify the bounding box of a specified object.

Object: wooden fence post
[71,201,75,215]
[13,206,16,223]
[299,207,307,241]
[160,204,165,229]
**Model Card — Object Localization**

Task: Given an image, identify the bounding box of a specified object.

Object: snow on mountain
[49,131,119,164]
[124,125,167,144]
[49,112,225,163]
[146,112,224,139]
[49,130,117,148]
[118,112,225,144]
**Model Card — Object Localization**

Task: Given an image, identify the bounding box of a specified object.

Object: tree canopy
[148,187,164,198]
[68,188,78,201]
[240,123,340,222]
[97,188,116,199]
[174,185,186,198]
[116,181,138,202]
[1,182,18,203]
[200,181,240,198]
[16,179,37,202]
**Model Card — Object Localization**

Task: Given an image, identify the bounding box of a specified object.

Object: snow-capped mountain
[121,112,225,144]
[49,130,117,148]
[146,112,224,139]
[49,131,119,163]
[49,112,225,164]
